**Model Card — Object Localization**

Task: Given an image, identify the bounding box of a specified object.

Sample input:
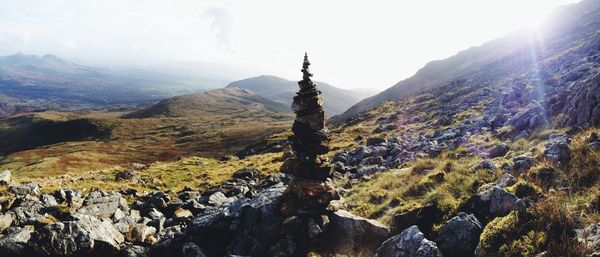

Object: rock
[9,197,46,226]
[232,167,259,179]
[115,169,139,182]
[393,203,443,236]
[495,172,517,188]
[31,214,124,256]
[0,170,11,184]
[182,242,206,257]
[513,156,535,174]
[367,137,387,146]
[487,143,509,158]
[39,194,58,207]
[577,223,600,254]
[54,188,84,208]
[9,183,41,196]
[78,190,127,219]
[122,245,149,257]
[374,225,442,257]
[543,134,572,166]
[0,212,14,233]
[322,210,391,256]
[0,226,33,256]
[207,192,234,207]
[460,186,525,222]
[438,212,482,257]
[562,72,600,128]
[174,208,193,219]
[472,160,497,170]
[126,224,157,244]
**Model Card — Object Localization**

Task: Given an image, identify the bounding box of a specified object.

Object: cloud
[202,6,233,49]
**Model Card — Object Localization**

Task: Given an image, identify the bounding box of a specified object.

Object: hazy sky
[0,0,581,90]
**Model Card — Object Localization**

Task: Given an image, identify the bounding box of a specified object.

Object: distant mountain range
[226,75,366,115]
[0,53,216,116]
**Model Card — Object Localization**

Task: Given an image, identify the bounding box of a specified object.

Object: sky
[0,0,581,90]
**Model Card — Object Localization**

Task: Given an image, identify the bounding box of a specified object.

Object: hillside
[332,0,600,124]
[123,87,291,118]
[226,75,364,115]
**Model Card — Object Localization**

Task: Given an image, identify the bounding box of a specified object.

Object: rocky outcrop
[562,71,600,128]
[543,134,572,166]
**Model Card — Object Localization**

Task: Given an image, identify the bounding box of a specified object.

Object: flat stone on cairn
[281,53,339,215]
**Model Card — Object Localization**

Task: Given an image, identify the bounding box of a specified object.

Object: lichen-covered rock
[0,170,11,184]
[438,212,483,257]
[513,156,535,175]
[374,225,442,257]
[77,190,128,219]
[460,186,525,222]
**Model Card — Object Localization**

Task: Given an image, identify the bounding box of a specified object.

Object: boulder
[54,188,84,209]
[207,192,235,207]
[487,143,509,158]
[472,160,497,170]
[374,225,442,257]
[543,134,572,166]
[31,214,124,256]
[182,242,207,257]
[322,210,391,256]
[460,186,525,222]
[0,226,33,256]
[513,156,535,175]
[438,212,482,257]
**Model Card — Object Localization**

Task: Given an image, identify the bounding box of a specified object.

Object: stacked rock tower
[291,52,331,179]
[281,53,339,215]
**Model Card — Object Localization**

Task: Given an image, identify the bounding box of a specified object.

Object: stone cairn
[281,53,340,215]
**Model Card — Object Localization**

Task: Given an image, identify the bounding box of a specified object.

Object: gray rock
[438,212,482,257]
[324,210,391,256]
[208,192,234,206]
[495,172,517,188]
[9,183,41,196]
[577,223,600,254]
[40,194,58,207]
[0,212,14,233]
[374,225,442,257]
[487,143,509,158]
[31,214,124,256]
[232,168,259,179]
[513,156,535,174]
[543,134,572,166]
[122,245,149,257]
[472,160,497,170]
[482,186,525,217]
[0,226,33,256]
[78,190,127,219]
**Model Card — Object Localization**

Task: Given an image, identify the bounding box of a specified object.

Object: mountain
[332,0,600,125]
[225,75,365,115]
[0,53,213,117]
[123,87,292,119]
